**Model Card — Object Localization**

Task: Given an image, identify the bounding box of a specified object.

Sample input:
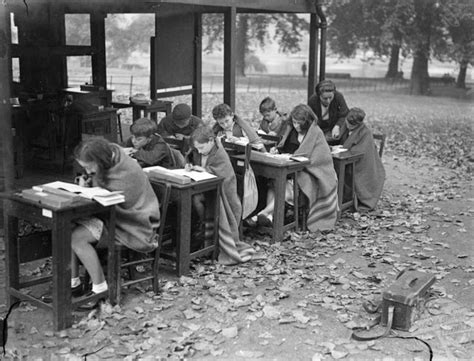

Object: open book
[143,166,216,184]
[33,181,125,206]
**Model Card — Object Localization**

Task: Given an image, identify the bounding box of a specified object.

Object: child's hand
[75,174,92,187]
[184,163,193,171]
[123,147,137,156]
[175,133,185,140]
[269,147,279,154]
[191,165,206,172]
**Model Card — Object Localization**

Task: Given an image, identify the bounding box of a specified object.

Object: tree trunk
[385,44,400,78]
[410,0,433,95]
[235,15,248,77]
[410,50,430,95]
[456,59,468,88]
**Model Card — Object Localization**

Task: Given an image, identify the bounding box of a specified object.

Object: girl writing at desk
[255,104,338,232]
[71,138,160,310]
[187,125,255,265]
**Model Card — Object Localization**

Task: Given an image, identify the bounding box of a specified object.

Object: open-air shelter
[0,0,327,191]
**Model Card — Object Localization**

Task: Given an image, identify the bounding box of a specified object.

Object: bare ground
[0,150,472,361]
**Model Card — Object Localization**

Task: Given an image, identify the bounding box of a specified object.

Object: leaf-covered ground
[0,88,472,360]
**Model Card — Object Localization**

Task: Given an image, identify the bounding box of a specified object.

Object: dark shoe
[41,283,85,303]
[76,291,106,311]
[243,216,258,228]
[257,214,273,227]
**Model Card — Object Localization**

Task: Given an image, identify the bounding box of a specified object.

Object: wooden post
[223,7,236,109]
[90,13,107,90]
[193,12,202,118]
[0,4,14,194]
[308,13,319,102]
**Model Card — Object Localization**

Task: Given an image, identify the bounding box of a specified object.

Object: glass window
[67,56,92,87]
[10,13,18,44]
[12,57,20,82]
[65,14,91,46]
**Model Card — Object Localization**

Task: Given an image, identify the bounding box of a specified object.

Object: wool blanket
[192,142,255,265]
[279,123,338,231]
[97,145,160,252]
[341,124,385,209]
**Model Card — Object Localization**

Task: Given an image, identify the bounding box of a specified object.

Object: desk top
[0,191,106,212]
[148,175,223,190]
[331,150,364,161]
[234,151,310,168]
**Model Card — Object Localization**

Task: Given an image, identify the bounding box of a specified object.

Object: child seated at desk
[258,96,288,137]
[339,107,385,210]
[123,117,183,168]
[186,125,255,265]
[156,103,203,140]
[212,103,266,152]
[254,104,338,232]
[71,138,160,310]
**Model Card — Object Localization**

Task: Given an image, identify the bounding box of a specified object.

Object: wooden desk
[2,193,117,331]
[332,151,364,217]
[236,151,309,242]
[148,177,222,276]
[81,108,118,142]
[130,100,173,122]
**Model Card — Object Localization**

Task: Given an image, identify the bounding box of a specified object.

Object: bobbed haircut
[315,79,336,95]
[290,104,316,132]
[191,125,216,144]
[130,117,157,138]
[212,103,233,120]
[259,97,277,113]
[73,137,115,186]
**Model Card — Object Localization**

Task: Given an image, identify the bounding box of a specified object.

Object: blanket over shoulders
[342,124,385,209]
[281,123,338,231]
[192,142,255,265]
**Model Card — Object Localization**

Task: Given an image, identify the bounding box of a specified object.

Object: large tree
[203,13,309,76]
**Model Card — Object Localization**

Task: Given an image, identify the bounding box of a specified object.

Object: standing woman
[71,138,160,309]
[308,80,349,145]
[257,104,338,232]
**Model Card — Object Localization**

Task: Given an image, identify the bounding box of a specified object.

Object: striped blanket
[289,123,338,231]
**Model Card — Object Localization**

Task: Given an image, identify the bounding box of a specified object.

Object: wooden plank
[90,13,107,89]
[11,44,93,57]
[223,7,236,109]
[193,12,202,118]
[308,13,319,102]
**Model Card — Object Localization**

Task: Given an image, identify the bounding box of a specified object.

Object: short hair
[212,103,233,120]
[315,79,336,95]
[191,125,216,144]
[259,97,277,113]
[290,104,316,132]
[346,107,366,125]
[130,117,157,138]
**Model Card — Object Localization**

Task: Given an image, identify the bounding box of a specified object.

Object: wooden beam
[0,5,14,192]
[11,44,93,57]
[193,12,202,118]
[308,13,319,102]
[90,13,107,89]
[223,7,236,110]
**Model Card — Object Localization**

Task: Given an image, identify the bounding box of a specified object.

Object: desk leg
[132,108,140,122]
[292,172,299,231]
[272,171,286,242]
[165,103,172,116]
[176,190,191,276]
[204,185,221,259]
[106,208,117,305]
[4,211,20,307]
[350,163,358,212]
[335,162,344,219]
[52,218,72,331]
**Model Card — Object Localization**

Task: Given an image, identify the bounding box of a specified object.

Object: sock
[71,277,81,288]
[92,281,108,294]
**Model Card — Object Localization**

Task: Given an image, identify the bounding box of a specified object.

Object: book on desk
[143,166,216,184]
[21,181,125,207]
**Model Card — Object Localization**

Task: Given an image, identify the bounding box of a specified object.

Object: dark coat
[307,90,349,134]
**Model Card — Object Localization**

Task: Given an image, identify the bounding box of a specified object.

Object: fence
[68,73,413,99]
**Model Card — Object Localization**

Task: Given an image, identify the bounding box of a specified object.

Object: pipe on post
[315,1,327,82]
